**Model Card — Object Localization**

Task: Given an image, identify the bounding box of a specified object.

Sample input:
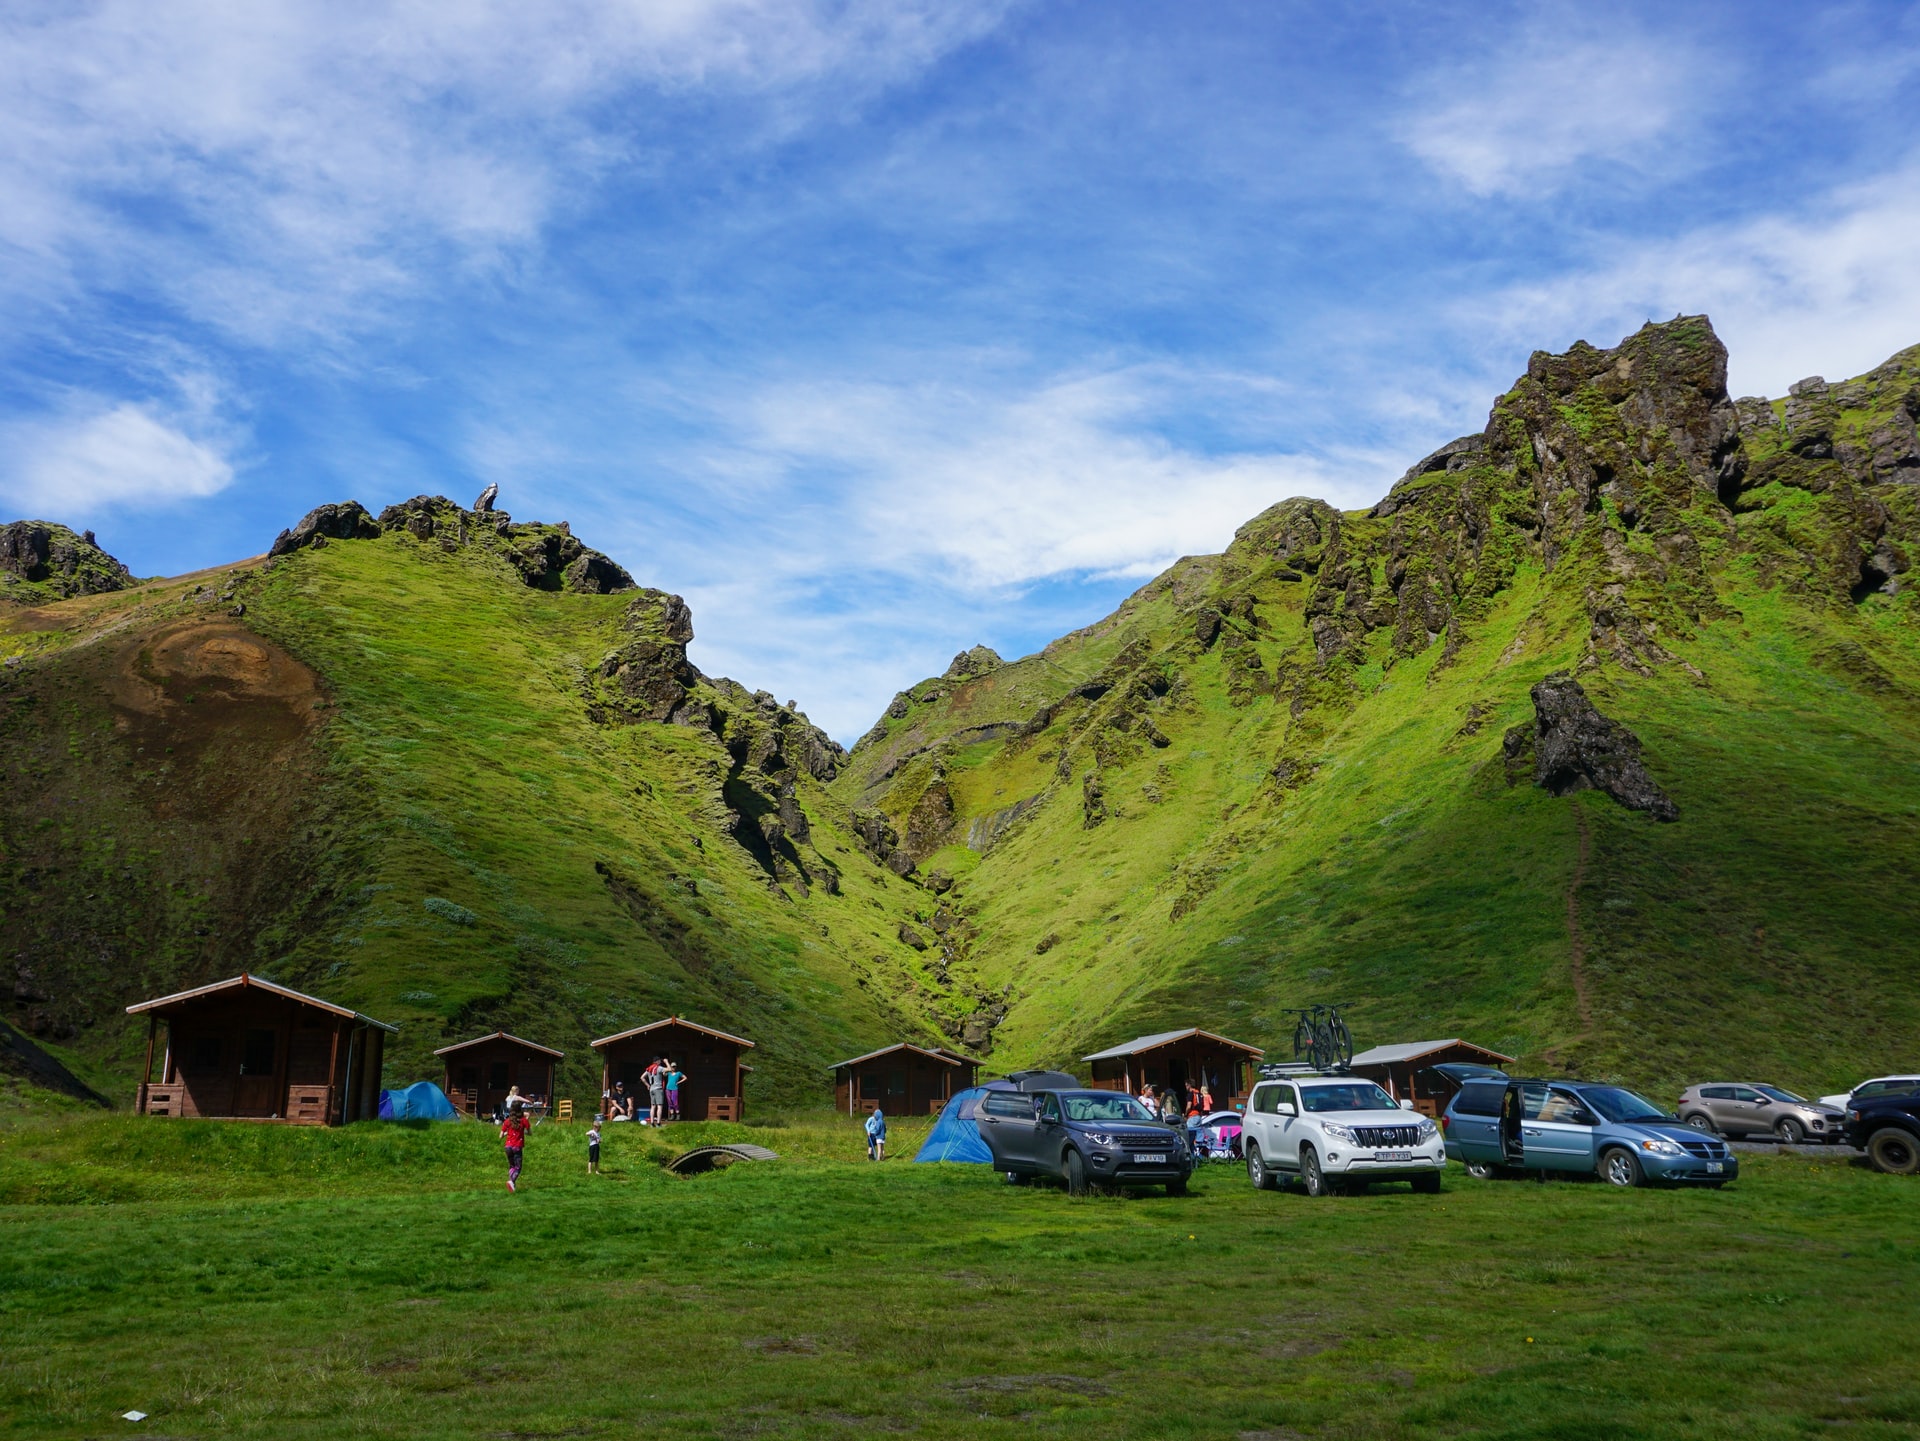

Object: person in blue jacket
[865,1105,887,1161]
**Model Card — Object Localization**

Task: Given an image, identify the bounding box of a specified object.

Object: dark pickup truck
[1845,1088,1920,1174]
[976,1088,1192,1195]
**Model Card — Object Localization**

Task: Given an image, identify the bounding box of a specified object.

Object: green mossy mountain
[3,316,1917,1105]
[0,521,135,604]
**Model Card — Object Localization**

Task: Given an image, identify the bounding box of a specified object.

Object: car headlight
[1638,1138,1685,1156]
[1416,1118,1439,1142]
[1087,1132,1115,1147]
[1848,1109,1861,1122]
[1321,1123,1358,1145]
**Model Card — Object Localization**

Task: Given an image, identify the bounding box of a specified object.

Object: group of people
[1138,1080,1216,1123]
[601,1057,685,1127]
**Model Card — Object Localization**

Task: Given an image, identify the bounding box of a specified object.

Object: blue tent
[914,1084,1006,1163]
[378,1081,461,1121]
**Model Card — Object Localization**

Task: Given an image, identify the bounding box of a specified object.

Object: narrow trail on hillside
[1566,797,1594,1036]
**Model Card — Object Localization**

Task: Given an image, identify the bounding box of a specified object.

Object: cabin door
[235,1028,280,1116]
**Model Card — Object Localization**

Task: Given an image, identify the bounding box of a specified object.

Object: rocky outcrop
[585,589,700,724]
[943,645,1003,680]
[0,521,134,602]
[269,501,382,556]
[474,483,499,513]
[1506,673,1678,821]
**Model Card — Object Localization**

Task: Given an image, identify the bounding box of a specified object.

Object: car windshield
[1757,1086,1808,1104]
[1062,1094,1158,1123]
[1580,1087,1670,1123]
[1301,1083,1399,1113]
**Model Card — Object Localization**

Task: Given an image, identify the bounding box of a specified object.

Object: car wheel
[1600,1147,1644,1188]
[1065,1148,1089,1196]
[1464,1161,1500,1180]
[1412,1172,1441,1194]
[1684,1112,1716,1135]
[1166,1175,1189,1196]
[1775,1117,1806,1145]
[1247,1143,1277,1191]
[1866,1128,1920,1175]
[1301,1145,1330,1198]
[1003,1170,1029,1186]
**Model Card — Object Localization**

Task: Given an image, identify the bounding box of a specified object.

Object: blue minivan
[1443,1077,1736,1187]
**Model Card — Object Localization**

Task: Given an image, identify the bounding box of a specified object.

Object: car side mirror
[1275,1103,1296,1117]
[1399,1099,1416,1111]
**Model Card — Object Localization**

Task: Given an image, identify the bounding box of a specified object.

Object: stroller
[1189,1110,1244,1161]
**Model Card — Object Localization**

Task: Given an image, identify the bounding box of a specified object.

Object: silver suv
[1676,1083,1844,1144]
[1242,1075,1446,1196]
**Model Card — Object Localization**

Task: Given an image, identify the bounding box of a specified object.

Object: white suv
[1241,1075,1447,1196]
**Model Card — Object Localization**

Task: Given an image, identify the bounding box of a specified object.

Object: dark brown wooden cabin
[127,974,395,1125]
[829,1043,980,1117]
[1348,1039,1516,1118]
[434,1031,562,1117]
[1083,1028,1263,1108]
[591,1017,753,1121]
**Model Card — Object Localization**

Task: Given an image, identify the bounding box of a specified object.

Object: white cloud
[3,401,235,514]
[1399,22,1701,197]
[0,0,1014,343]
[1471,160,1920,395]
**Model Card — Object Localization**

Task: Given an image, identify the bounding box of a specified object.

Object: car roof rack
[1257,1061,1351,1080]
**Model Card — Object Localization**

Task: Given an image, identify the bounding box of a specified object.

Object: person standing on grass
[865,1105,887,1161]
[587,1116,602,1175]
[665,1060,684,1122]
[501,1102,531,1192]
[647,1063,668,1127]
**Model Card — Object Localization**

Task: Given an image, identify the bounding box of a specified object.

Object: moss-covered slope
[832,318,1920,1094]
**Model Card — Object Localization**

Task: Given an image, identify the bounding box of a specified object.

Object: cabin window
[860,1073,882,1099]
[888,1070,907,1096]
[457,1067,479,1089]
[185,1035,223,1074]
[490,1062,510,1089]
[240,1029,277,1076]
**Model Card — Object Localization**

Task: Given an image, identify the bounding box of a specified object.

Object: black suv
[976,1088,1192,1195]
[1845,1086,1920,1174]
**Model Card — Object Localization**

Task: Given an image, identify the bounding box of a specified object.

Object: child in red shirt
[501,1109,530,1192]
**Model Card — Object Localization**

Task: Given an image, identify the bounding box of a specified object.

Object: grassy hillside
[4,316,1916,1105]
[833,319,1920,1095]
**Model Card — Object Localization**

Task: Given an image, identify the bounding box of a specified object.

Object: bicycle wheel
[1292,1014,1314,1062]
[1329,1014,1353,1067]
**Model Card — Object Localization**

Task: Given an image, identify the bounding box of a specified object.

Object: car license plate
[1374,1150,1412,1163]
[1131,1153,1166,1164]
[1706,1162,1723,1173]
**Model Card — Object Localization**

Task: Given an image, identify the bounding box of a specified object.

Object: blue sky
[3,1,1919,740]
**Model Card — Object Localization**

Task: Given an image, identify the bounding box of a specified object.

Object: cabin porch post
[139,1013,157,1113]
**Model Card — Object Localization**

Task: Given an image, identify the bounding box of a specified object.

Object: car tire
[1412,1172,1441,1194]
[1775,1117,1806,1145]
[1166,1176,1189,1196]
[1065,1148,1089,1196]
[1683,1112,1716,1135]
[1866,1128,1920,1175]
[1464,1161,1500,1180]
[1003,1170,1029,1186]
[1600,1147,1644,1188]
[1301,1145,1331,1198]
[1247,1143,1277,1191]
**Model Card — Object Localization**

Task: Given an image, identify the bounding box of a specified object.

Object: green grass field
[3,1116,1915,1440]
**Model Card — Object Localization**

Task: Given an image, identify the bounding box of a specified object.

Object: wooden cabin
[434,1031,562,1117]
[591,1017,753,1121]
[1083,1028,1263,1109]
[1348,1038,1516,1118]
[127,974,395,1125]
[829,1043,980,1116]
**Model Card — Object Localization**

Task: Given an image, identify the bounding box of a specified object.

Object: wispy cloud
[1398,18,1705,197]
[1,399,235,515]
[1470,159,1920,395]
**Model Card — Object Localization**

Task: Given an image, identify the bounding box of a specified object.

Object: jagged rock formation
[1505,674,1678,820]
[0,521,134,602]
[269,501,383,556]
[474,482,499,514]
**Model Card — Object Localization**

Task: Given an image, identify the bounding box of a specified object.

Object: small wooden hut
[1348,1038,1516,1117]
[828,1043,980,1116]
[434,1031,563,1117]
[1083,1028,1263,1108]
[591,1017,753,1121]
[127,974,395,1125]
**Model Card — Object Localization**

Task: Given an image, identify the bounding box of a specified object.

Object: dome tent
[914,1080,1017,1163]
[377,1081,461,1121]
